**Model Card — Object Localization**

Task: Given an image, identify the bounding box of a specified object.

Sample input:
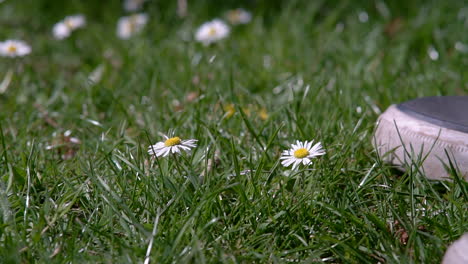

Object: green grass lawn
[1,0,467,262]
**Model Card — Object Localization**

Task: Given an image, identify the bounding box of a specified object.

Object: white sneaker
[442,233,468,264]
[374,96,468,181]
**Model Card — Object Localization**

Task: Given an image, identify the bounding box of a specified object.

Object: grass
[1,0,467,263]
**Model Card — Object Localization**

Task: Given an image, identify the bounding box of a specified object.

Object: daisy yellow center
[208,27,217,36]
[258,108,269,120]
[231,10,241,20]
[65,20,74,29]
[129,16,138,31]
[164,137,181,147]
[293,148,309,159]
[224,104,235,118]
[7,45,17,53]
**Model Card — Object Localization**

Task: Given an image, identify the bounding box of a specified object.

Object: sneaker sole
[374,105,468,181]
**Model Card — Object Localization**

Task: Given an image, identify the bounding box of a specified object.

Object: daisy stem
[144,131,164,177]
[172,154,185,176]
[293,170,305,190]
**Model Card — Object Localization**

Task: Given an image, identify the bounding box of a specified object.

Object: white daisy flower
[148,135,197,158]
[0,40,31,57]
[226,8,252,25]
[124,0,145,12]
[280,140,325,170]
[53,14,86,40]
[195,19,230,46]
[116,13,148,39]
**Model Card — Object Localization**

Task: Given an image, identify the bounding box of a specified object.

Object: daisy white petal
[154,142,165,148]
[151,149,161,156]
[306,141,313,150]
[178,145,191,151]
[310,142,326,156]
[164,147,173,156]
[182,140,197,148]
[291,161,300,171]
[65,15,86,30]
[161,148,171,157]
[282,159,295,167]
[53,23,71,40]
[147,142,164,153]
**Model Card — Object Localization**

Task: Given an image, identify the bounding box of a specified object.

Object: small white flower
[195,19,230,45]
[53,14,86,40]
[65,15,86,29]
[117,13,148,39]
[358,11,369,23]
[53,23,71,40]
[148,135,197,157]
[124,0,145,12]
[428,45,439,61]
[226,8,252,25]
[0,40,31,57]
[280,140,325,170]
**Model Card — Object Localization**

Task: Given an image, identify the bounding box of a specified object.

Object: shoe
[442,233,468,264]
[374,96,468,181]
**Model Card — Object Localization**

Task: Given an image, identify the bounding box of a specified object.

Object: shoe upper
[397,96,468,133]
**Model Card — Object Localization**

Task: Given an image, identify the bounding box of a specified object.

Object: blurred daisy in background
[280,140,325,170]
[117,13,148,39]
[226,8,252,25]
[0,40,31,57]
[223,103,236,118]
[258,107,269,120]
[195,19,230,45]
[53,14,86,40]
[124,0,145,12]
[148,135,197,158]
